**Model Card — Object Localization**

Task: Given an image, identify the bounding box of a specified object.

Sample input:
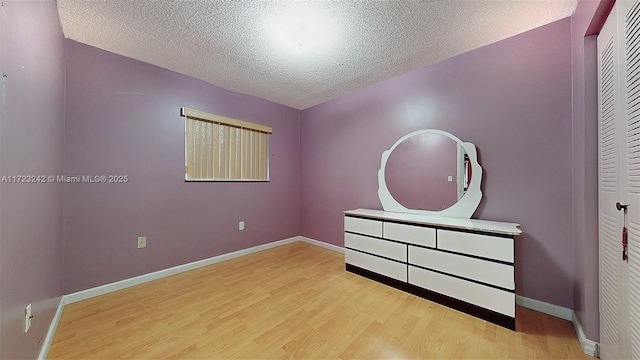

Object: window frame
[181,107,272,182]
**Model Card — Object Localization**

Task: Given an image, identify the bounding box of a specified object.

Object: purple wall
[0,1,65,359]
[301,19,575,308]
[63,41,301,293]
[571,0,601,342]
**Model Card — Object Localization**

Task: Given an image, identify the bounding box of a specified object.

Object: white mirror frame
[377,129,483,219]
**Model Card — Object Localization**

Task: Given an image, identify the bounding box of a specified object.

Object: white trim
[37,296,65,360]
[516,295,573,321]
[516,295,599,358]
[65,236,299,304]
[572,312,600,357]
[299,236,344,253]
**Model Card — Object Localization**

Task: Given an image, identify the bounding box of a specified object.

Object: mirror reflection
[385,133,471,211]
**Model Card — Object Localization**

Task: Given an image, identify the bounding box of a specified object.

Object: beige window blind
[181,108,272,181]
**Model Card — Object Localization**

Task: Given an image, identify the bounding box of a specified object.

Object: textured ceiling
[57,1,578,110]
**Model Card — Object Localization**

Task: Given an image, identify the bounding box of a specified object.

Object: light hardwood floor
[48,241,591,359]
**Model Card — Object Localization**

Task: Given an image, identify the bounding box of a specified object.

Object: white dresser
[344,208,522,330]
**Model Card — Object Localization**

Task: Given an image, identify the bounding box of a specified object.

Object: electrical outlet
[25,304,32,333]
[239,221,245,231]
[137,236,146,248]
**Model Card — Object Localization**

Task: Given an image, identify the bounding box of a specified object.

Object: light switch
[25,304,32,333]
[447,176,453,182]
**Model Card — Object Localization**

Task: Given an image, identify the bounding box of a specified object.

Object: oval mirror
[378,129,482,218]
[385,133,468,211]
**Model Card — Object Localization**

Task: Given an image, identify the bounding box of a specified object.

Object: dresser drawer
[409,246,514,290]
[345,233,407,262]
[344,217,383,237]
[408,265,514,317]
[345,249,407,282]
[437,230,514,263]
[384,222,436,247]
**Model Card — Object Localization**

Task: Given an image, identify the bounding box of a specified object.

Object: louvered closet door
[623,0,640,358]
[599,1,640,358]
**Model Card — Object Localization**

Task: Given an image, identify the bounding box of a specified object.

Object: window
[181,108,272,181]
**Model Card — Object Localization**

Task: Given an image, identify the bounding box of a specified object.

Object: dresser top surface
[344,209,522,236]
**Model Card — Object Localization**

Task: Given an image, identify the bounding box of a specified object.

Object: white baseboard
[572,312,599,357]
[299,236,344,253]
[65,236,299,304]
[516,295,573,321]
[516,295,599,358]
[38,296,65,360]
